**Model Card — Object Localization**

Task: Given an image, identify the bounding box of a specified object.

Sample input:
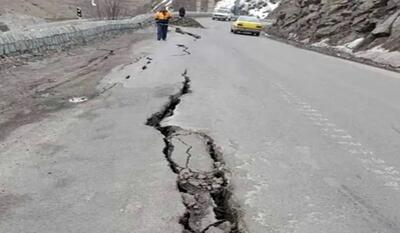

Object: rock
[328,3,348,14]
[315,25,339,38]
[308,4,320,12]
[391,13,400,38]
[182,193,196,207]
[211,183,222,190]
[355,20,377,33]
[388,0,400,10]
[185,192,217,232]
[358,0,382,12]
[371,7,391,19]
[218,221,232,232]
[340,10,353,17]
[188,179,202,188]
[295,12,319,32]
[352,13,369,26]
[205,226,225,233]
[372,10,400,37]
[0,22,9,32]
[267,0,400,54]
[213,177,225,185]
[179,168,192,180]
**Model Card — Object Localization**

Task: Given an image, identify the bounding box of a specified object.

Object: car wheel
[255,32,261,36]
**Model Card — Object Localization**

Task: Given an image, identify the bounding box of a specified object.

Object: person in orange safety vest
[154,7,172,41]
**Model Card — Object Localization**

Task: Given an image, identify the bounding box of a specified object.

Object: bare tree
[95,0,129,20]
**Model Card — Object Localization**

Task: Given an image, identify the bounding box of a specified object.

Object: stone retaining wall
[0,14,152,57]
[0,12,211,57]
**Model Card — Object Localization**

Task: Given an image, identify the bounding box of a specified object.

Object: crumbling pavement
[175,27,202,40]
[146,70,246,233]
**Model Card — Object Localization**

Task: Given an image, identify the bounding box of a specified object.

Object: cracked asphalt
[1,18,400,233]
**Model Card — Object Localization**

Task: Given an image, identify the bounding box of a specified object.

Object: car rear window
[217,9,230,13]
[238,16,259,22]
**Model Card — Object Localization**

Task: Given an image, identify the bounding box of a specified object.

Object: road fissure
[176,44,191,56]
[175,27,202,40]
[145,70,245,233]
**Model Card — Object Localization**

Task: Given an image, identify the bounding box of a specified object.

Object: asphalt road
[1,18,400,233]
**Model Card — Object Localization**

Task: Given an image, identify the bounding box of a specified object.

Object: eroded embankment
[146,70,246,233]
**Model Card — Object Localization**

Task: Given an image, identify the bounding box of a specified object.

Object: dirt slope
[0,0,151,20]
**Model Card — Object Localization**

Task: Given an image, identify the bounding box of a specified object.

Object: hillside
[215,0,280,18]
[0,0,151,20]
[267,0,400,52]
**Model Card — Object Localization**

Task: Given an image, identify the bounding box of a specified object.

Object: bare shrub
[95,0,129,20]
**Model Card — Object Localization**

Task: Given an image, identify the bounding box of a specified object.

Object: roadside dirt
[0,30,153,141]
[170,17,205,28]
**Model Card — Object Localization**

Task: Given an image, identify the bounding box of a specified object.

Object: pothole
[146,70,246,233]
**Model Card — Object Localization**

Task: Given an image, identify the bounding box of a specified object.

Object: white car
[212,8,234,21]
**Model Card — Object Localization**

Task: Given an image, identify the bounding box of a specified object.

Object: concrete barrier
[0,12,212,57]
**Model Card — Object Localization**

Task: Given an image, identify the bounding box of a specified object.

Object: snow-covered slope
[247,0,280,19]
[215,0,236,10]
[215,0,280,19]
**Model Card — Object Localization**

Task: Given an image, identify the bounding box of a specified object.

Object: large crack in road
[175,27,202,40]
[146,70,246,233]
[176,44,191,56]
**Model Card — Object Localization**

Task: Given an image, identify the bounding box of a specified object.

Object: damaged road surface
[2,18,400,233]
[146,70,244,233]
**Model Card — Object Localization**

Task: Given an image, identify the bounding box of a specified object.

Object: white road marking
[274,82,400,191]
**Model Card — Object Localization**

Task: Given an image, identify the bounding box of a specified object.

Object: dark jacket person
[179,7,186,18]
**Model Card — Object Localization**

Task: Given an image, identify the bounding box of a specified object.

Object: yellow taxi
[231,16,263,36]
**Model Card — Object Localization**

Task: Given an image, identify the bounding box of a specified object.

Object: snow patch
[248,1,280,19]
[356,46,400,68]
[69,97,88,104]
[215,0,280,19]
[215,0,236,10]
[312,39,330,48]
[335,38,364,53]
[311,39,399,68]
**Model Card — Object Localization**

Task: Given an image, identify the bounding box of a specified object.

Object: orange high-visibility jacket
[155,11,172,23]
